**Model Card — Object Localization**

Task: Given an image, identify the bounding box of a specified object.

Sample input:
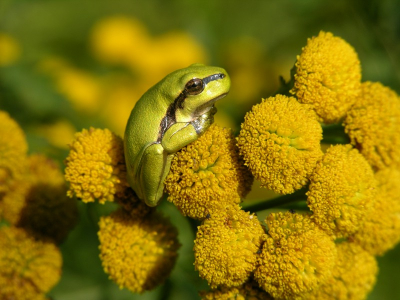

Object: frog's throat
[157,73,226,142]
[192,92,227,118]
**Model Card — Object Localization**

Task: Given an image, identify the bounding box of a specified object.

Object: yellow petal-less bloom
[200,281,273,300]
[307,144,376,238]
[165,124,253,220]
[0,111,27,196]
[90,16,151,66]
[254,212,337,300]
[194,205,264,288]
[0,33,21,66]
[344,81,400,170]
[64,128,130,204]
[138,31,208,83]
[39,57,102,114]
[307,242,378,300]
[98,208,180,293]
[351,168,400,256]
[237,95,323,194]
[34,119,77,149]
[290,31,361,123]
[0,227,62,300]
[2,154,78,243]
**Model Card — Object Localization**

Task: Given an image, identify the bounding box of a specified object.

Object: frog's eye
[185,78,204,95]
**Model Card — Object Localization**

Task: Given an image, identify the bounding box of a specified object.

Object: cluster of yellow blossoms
[61,30,400,299]
[0,111,78,299]
[64,127,179,294]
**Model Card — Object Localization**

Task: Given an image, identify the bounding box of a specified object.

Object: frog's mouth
[193,92,228,117]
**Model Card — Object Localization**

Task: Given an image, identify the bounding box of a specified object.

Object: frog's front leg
[138,143,173,207]
[162,108,216,153]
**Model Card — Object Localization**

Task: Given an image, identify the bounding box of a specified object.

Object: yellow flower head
[0,227,62,300]
[194,205,264,288]
[2,154,78,243]
[34,119,77,149]
[254,212,337,300]
[0,33,21,66]
[90,16,151,65]
[344,81,400,170]
[290,31,361,123]
[141,31,208,82]
[351,168,400,256]
[307,144,376,238]
[237,95,323,194]
[307,242,378,300]
[98,208,180,293]
[64,127,130,204]
[39,57,102,114]
[165,124,253,220]
[200,281,273,300]
[0,111,27,196]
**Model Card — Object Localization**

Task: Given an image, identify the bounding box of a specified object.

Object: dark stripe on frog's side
[156,73,225,143]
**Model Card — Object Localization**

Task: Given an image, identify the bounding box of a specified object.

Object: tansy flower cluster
[60,30,400,299]
[0,111,77,298]
[64,127,179,293]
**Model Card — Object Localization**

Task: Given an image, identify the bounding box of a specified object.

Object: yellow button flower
[254,211,337,300]
[90,16,151,66]
[290,31,361,123]
[200,281,273,300]
[237,95,323,194]
[344,81,400,170]
[307,144,376,238]
[64,127,130,204]
[307,242,378,300]
[194,205,264,288]
[2,154,78,243]
[0,227,62,300]
[165,124,253,220]
[98,208,180,293]
[39,57,102,114]
[0,33,21,66]
[351,168,400,256]
[0,111,27,196]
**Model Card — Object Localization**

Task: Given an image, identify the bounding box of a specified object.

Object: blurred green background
[1,0,400,299]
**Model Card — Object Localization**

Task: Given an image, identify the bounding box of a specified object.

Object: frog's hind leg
[138,143,173,207]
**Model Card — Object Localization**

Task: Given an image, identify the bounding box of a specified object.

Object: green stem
[241,187,308,212]
[160,278,172,300]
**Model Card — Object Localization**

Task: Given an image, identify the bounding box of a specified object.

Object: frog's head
[159,63,231,122]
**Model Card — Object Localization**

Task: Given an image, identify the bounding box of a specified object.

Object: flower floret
[0,227,62,300]
[98,208,180,293]
[351,167,400,255]
[307,242,378,300]
[64,127,130,203]
[0,111,27,196]
[307,144,376,237]
[165,124,253,220]
[194,205,264,288]
[290,31,361,123]
[344,81,400,170]
[237,95,323,194]
[254,211,337,300]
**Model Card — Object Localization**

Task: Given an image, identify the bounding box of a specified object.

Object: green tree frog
[124,64,231,206]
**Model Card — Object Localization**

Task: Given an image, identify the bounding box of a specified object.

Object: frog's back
[124,86,168,176]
